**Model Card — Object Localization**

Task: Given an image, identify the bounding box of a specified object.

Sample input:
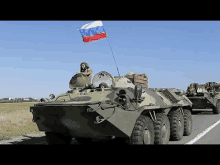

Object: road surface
[1,109,220,145]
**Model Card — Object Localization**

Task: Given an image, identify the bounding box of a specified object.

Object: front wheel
[183,109,192,136]
[213,101,220,114]
[130,115,155,145]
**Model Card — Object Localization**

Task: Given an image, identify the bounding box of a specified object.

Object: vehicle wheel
[45,132,72,145]
[153,113,170,144]
[130,115,154,145]
[183,109,192,136]
[168,109,184,141]
[74,138,93,144]
[213,101,220,114]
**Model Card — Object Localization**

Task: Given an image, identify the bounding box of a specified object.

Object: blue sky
[0,21,220,99]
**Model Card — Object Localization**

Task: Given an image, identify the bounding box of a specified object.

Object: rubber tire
[130,115,155,145]
[45,132,72,145]
[213,101,220,114]
[168,109,184,141]
[75,138,93,144]
[153,113,170,144]
[183,109,192,136]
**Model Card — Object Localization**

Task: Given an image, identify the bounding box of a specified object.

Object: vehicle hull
[187,93,219,109]
[30,104,140,139]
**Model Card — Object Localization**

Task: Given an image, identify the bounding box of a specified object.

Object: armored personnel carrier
[186,82,220,114]
[30,71,193,145]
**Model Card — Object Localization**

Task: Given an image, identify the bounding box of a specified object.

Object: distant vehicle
[30,71,192,145]
[186,82,220,114]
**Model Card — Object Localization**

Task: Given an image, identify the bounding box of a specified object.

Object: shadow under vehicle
[186,82,220,114]
[30,71,193,145]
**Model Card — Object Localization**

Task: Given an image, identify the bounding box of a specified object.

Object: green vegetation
[0,98,39,103]
[0,102,37,114]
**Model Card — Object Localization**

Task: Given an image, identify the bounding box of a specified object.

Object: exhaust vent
[162,89,180,103]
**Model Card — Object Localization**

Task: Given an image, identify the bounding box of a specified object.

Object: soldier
[79,62,93,78]
[217,87,220,97]
[187,83,196,95]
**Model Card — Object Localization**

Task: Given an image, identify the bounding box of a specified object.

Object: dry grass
[0,102,40,140]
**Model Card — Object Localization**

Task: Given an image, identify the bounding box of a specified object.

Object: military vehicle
[186,82,220,114]
[30,71,193,145]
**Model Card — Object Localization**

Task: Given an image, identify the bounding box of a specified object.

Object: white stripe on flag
[80,21,103,30]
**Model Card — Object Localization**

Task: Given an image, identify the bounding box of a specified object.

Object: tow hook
[94,116,105,124]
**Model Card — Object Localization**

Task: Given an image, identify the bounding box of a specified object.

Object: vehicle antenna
[106,37,120,77]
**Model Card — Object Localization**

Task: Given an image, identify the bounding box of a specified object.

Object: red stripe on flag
[82,32,107,43]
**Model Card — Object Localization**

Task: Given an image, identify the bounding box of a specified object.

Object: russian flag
[79,21,108,43]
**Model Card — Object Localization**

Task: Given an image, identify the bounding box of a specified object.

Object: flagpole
[79,20,121,77]
[106,36,120,77]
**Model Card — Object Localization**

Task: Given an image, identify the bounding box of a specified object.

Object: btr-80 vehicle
[186,82,220,114]
[30,71,193,145]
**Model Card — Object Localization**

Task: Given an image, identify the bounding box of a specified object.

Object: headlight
[49,94,55,99]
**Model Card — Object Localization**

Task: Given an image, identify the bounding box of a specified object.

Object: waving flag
[79,21,107,43]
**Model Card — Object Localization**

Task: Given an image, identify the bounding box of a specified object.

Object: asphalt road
[169,109,220,144]
[1,109,220,145]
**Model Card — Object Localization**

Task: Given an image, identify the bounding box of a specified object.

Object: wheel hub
[161,124,168,142]
[178,118,183,132]
[143,127,151,144]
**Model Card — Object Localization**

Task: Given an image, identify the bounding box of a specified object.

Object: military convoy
[30,71,193,145]
[186,82,220,114]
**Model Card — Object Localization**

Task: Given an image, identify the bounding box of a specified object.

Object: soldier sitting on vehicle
[218,87,220,97]
[215,87,220,97]
[187,84,197,95]
[69,62,93,88]
[78,62,93,78]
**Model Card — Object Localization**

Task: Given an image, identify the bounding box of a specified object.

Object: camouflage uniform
[187,85,196,95]
[217,87,220,98]
[69,62,93,88]
[79,62,93,85]
[80,62,93,78]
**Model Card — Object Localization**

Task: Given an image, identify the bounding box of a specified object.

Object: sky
[0,21,220,99]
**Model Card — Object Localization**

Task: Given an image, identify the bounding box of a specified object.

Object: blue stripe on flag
[80,26,106,37]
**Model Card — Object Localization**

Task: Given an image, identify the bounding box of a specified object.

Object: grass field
[0,102,40,140]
